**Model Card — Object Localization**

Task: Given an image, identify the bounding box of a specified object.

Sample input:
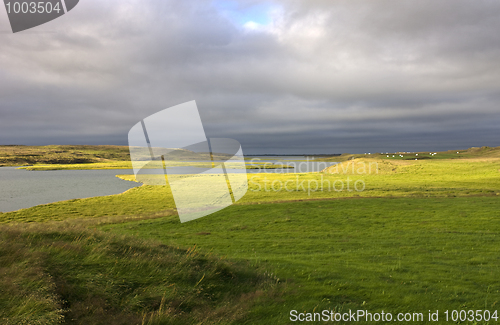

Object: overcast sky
[1,0,499,154]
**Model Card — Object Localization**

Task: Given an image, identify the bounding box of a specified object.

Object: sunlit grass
[2,158,499,224]
[2,148,500,324]
[105,196,500,322]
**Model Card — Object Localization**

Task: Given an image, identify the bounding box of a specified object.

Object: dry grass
[0,145,131,166]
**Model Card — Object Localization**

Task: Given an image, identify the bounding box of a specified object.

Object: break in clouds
[0,0,499,153]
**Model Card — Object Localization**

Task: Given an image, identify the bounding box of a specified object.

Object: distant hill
[1,144,499,166]
[320,145,500,162]
[0,145,236,166]
[0,145,131,166]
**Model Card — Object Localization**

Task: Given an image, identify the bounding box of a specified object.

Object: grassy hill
[0,145,131,166]
[326,145,500,162]
[0,145,291,170]
[3,144,500,168]
[0,223,280,325]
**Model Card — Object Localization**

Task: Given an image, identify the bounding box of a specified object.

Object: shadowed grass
[0,223,282,325]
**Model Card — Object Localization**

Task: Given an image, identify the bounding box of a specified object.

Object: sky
[0,0,499,154]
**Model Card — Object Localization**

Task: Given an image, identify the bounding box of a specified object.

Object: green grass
[324,145,500,162]
[103,196,500,323]
[0,223,280,325]
[2,146,500,323]
[2,158,499,223]
[3,144,499,168]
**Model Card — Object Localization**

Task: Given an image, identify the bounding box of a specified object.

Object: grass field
[321,145,500,162]
[0,223,280,325]
[103,196,500,322]
[1,146,500,324]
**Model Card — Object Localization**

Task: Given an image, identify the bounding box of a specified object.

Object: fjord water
[0,167,140,213]
[0,158,338,213]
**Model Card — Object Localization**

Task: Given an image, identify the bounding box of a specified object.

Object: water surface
[0,157,338,213]
[0,167,140,213]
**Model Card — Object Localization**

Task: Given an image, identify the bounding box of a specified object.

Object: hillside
[0,145,243,168]
[0,145,131,166]
[0,223,280,325]
[322,145,500,162]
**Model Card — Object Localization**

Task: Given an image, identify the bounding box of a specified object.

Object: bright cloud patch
[213,0,274,28]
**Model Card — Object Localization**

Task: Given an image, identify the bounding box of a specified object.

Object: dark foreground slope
[0,223,280,325]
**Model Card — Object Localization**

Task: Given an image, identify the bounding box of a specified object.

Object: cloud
[0,0,499,153]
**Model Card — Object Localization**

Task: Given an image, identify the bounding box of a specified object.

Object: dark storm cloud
[0,0,499,153]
